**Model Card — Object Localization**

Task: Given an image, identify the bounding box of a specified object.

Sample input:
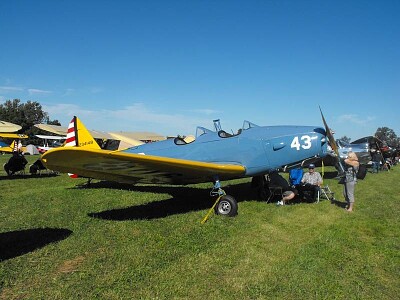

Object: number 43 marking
[291,135,312,150]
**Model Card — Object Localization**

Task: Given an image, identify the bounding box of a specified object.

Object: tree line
[340,125,400,148]
[0,99,60,145]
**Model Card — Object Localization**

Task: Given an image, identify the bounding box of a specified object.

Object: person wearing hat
[299,164,323,201]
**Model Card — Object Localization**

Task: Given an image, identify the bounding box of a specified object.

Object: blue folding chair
[289,168,303,187]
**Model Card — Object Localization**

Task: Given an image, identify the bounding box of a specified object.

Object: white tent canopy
[24,144,40,155]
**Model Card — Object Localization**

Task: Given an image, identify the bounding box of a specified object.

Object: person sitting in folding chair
[298,164,322,202]
[269,171,298,206]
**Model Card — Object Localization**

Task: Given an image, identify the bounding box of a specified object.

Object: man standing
[371,150,381,173]
[17,139,23,153]
[300,164,322,201]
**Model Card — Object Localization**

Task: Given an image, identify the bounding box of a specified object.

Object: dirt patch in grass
[0,287,26,300]
[56,256,85,274]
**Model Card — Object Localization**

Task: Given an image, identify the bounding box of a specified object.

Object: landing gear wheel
[214,195,238,217]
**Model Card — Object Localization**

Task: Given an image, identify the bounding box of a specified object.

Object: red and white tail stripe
[13,140,18,152]
[65,117,77,147]
[66,117,78,178]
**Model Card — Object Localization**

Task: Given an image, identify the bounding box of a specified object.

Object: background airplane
[0,133,28,154]
[320,138,371,166]
[351,136,396,159]
[35,134,66,154]
[0,120,22,133]
[315,108,372,167]
[0,121,29,174]
[34,123,165,150]
[0,121,27,154]
[42,116,329,217]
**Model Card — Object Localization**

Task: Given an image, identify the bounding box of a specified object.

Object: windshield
[242,120,259,130]
[196,126,214,138]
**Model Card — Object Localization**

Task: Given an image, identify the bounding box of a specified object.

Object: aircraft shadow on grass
[85,181,256,221]
[0,228,72,261]
[0,173,59,180]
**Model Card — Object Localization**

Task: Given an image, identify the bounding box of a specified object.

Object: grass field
[1,155,399,299]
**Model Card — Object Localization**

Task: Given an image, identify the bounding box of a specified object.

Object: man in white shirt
[17,140,23,153]
[299,164,322,201]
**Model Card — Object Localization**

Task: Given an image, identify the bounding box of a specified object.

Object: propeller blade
[319,106,344,174]
[319,106,339,156]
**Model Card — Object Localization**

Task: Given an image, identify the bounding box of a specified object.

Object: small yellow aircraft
[0,133,28,154]
[0,120,27,153]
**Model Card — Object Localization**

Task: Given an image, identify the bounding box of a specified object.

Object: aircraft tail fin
[65,116,100,179]
[10,140,17,152]
[65,116,100,150]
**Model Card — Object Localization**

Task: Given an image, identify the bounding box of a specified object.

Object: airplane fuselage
[124,125,328,177]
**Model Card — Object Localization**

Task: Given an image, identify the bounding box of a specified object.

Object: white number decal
[301,135,312,149]
[291,136,301,150]
[291,135,312,151]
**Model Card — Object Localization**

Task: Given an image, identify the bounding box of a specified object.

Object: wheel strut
[201,179,238,224]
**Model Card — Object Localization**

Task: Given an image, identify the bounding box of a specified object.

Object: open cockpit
[174,119,261,144]
[216,119,260,138]
[174,135,196,145]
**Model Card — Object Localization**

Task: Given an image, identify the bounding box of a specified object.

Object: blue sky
[0,0,399,140]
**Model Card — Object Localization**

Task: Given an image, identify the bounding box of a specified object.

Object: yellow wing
[0,133,28,139]
[41,147,246,185]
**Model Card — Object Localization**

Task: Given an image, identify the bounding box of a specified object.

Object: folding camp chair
[289,167,303,187]
[252,174,284,203]
[316,162,336,203]
[266,184,284,203]
[317,185,336,202]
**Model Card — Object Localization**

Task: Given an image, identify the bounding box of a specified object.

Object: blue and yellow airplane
[42,115,330,217]
[0,133,28,154]
[0,121,27,154]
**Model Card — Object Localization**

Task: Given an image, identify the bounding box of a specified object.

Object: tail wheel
[214,195,238,217]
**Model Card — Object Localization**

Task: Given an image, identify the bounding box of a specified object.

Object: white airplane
[35,134,66,154]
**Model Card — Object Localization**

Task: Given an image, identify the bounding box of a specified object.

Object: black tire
[214,195,238,217]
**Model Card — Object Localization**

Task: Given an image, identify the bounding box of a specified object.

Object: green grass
[1,155,399,299]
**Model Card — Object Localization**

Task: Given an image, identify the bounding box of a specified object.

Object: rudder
[66,116,100,150]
